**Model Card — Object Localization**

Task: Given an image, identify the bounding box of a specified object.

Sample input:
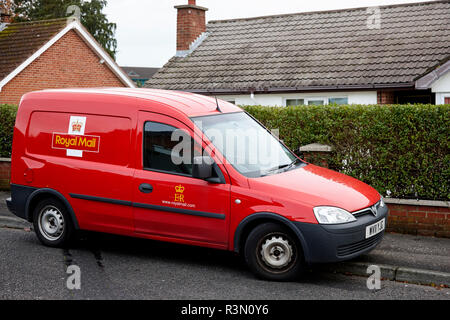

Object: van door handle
[139,183,153,194]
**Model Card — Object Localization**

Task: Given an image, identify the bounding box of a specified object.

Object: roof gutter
[415,59,450,90]
[183,82,416,95]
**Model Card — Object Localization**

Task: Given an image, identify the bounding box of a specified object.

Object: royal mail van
[6,88,387,281]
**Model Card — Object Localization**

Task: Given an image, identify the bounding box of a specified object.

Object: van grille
[337,233,383,257]
[352,200,382,218]
[353,209,372,218]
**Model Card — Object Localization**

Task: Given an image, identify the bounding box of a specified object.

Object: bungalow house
[147,0,450,106]
[0,6,134,105]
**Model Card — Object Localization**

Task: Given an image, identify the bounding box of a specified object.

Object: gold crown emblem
[72,121,82,132]
[175,185,185,193]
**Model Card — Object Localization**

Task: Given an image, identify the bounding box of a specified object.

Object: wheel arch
[233,212,310,262]
[25,188,80,229]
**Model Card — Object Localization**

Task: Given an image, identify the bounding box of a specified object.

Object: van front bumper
[293,205,388,264]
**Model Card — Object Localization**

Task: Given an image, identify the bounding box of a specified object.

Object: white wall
[431,71,450,105]
[217,91,378,106]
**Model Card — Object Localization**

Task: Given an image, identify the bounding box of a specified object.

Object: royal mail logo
[52,133,100,153]
[71,120,83,133]
[175,185,185,193]
[174,184,185,203]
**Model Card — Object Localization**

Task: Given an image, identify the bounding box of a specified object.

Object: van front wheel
[244,223,304,281]
[33,198,74,247]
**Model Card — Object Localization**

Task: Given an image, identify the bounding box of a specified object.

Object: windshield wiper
[284,158,303,172]
[261,158,304,176]
[261,164,288,176]
[262,161,295,176]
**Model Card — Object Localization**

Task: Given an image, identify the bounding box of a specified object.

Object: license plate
[365,219,385,239]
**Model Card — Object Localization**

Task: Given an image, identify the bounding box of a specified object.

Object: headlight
[379,197,385,207]
[313,206,357,224]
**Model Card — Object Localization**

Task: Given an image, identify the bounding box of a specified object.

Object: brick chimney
[174,0,208,54]
[0,0,13,23]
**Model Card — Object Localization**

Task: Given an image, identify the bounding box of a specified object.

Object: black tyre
[32,198,74,247]
[244,222,304,281]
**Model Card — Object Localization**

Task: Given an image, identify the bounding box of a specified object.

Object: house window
[285,97,348,106]
[307,99,325,106]
[286,99,305,106]
[329,97,348,105]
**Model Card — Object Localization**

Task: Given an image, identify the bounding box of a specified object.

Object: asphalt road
[0,226,449,300]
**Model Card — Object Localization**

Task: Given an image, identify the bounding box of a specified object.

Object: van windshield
[192,112,305,178]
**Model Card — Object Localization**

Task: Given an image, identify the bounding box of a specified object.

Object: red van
[6,88,387,281]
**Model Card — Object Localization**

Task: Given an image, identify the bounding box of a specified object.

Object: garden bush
[243,104,449,201]
[0,104,17,158]
[0,103,448,200]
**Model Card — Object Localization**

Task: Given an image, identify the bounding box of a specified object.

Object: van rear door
[25,111,134,235]
[132,111,230,247]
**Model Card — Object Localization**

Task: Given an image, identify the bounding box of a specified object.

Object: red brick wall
[0,30,126,105]
[0,160,11,190]
[377,90,395,104]
[387,204,449,238]
[176,4,207,51]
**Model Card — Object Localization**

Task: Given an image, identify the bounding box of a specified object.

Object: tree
[12,0,117,59]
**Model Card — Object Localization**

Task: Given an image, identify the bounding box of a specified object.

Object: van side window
[143,122,196,176]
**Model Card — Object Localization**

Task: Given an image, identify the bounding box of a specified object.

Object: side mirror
[192,156,213,180]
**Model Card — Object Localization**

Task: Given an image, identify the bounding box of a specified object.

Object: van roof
[23,88,242,117]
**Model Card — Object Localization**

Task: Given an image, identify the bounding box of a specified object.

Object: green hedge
[0,104,17,158]
[0,103,448,200]
[243,104,449,201]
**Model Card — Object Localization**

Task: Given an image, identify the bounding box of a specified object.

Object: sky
[103,0,434,68]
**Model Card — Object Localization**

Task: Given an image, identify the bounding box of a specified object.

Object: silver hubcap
[260,236,293,269]
[38,206,64,241]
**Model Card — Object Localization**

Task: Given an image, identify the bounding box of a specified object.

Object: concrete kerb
[395,267,450,287]
[0,215,31,230]
[322,261,450,287]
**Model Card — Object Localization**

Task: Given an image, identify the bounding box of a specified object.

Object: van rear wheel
[244,222,304,281]
[33,198,74,247]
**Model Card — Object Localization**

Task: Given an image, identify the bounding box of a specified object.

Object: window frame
[285,98,305,107]
[283,96,349,106]
[328,97,349,105]
[305,98,327,106]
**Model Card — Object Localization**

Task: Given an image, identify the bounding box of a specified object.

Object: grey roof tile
[147,1,450,92]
